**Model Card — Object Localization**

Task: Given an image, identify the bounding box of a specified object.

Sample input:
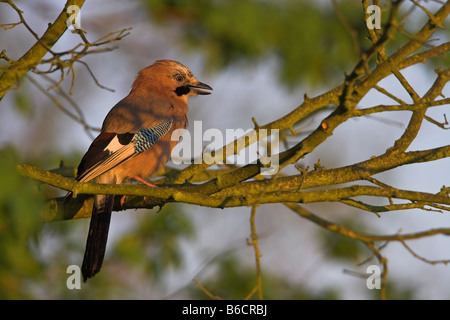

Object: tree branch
[0,0,86,100]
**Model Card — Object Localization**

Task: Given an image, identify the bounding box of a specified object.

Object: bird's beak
[189,80,213,95]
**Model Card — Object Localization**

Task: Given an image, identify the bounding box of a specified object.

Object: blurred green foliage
[0,152,197,299]
[0,147,44,298]
[12,81,34,118]
[317,218,368,262]
[63,205,196,299]
[189,255,340,300]
[145,0,366,86]
[144,0,450,87]
[381,281,416,300]
[111,205,194,283]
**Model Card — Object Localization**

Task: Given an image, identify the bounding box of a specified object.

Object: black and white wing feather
[76,119,173,182]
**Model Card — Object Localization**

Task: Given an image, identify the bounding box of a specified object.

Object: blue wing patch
[132,119,173,154]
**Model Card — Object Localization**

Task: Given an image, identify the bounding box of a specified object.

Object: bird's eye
[176,75,184,82]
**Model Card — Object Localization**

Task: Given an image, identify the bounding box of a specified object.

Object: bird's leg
[133,176,157,205]
[133,176,157,187]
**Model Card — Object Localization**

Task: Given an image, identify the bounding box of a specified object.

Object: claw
[120,195,127,209]
[156,203,165,213]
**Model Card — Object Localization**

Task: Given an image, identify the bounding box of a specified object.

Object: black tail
[81,194,114,282]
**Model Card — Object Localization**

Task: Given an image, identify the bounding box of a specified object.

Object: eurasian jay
[69,60,212,282]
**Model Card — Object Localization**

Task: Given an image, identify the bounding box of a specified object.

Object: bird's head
[133,60,212,101]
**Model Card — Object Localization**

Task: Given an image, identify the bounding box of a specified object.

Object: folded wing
[76,119,173,182]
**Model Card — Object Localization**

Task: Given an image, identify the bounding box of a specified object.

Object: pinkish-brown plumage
[72,60,212,281]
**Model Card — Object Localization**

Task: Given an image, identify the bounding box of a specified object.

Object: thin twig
[249,204,263,300]
[192,279,223,300]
